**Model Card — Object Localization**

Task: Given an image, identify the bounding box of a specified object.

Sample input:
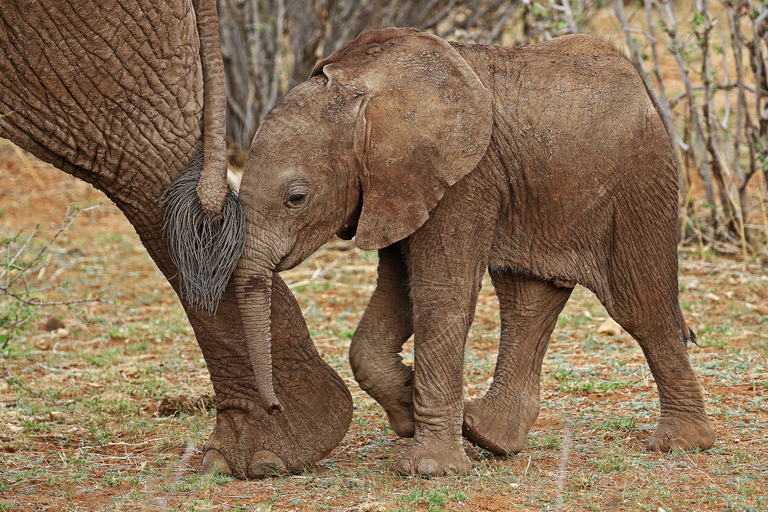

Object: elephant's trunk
[234,259,282,414]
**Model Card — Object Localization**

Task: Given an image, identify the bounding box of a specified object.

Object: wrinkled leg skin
[389,178,498,478]
[605,309,715,452]
[349,245,415,438]
[607,309,715,452]
[187,275,353,479]
[463,271,572,454]
[597,211,715,453]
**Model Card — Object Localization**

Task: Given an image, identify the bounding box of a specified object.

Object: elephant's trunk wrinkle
[234,264,283,414]
[160,144,246,314]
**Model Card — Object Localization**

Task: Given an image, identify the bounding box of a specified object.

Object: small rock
[43,317,65,331]
[597,318,622,336]
[357,502,388,512]
[706,293,720,302]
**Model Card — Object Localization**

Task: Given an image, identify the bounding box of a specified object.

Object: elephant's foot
[201,449,232,476]
[647,413,715,452]
[192,275,353,479]
[202,447,288,479]
[202,407,293,479]
[462,392,539,454]
[395,443,471,477]
[380,382,415,437]
[201,393,352,479]
[359,370,415,437]
[353,355,415,437]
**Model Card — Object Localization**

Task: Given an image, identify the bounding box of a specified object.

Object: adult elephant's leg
[463,271,572,454]
[189,275,353,478]
[349,245,415,438]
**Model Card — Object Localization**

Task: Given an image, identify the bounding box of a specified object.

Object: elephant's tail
[633,63,682,189]
[159,0,244,315]
[160,145,246,314]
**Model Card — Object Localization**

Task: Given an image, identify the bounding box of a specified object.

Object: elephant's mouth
[274,247,312,273]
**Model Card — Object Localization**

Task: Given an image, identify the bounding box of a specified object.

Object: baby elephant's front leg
[395,251,487,476]
[395,311,475,476]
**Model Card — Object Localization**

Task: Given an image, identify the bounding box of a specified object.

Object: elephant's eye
[287,193,306,207]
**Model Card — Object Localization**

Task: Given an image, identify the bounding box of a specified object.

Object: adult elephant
[0,0,352,478]
[231,28,715,477]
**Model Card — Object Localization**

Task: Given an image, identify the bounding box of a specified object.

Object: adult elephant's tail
[161,146,245,313]
[161,0,246,314]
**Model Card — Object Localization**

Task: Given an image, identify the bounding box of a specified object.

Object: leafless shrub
[616,0,768,266]
[0,205,103,352]
[216,0,604,154]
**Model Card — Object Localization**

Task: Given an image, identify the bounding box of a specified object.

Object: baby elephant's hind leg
[603,279,715,452]
[349,245,416,438]
[463,270,571,454]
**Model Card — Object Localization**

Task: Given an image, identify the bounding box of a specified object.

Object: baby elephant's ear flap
[322,31,493,251]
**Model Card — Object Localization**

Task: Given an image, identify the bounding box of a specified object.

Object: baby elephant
[232,27,715,477]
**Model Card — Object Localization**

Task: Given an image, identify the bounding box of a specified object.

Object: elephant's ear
[320,30,493,251]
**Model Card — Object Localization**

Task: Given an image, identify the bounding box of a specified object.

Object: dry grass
[1,137,766,511]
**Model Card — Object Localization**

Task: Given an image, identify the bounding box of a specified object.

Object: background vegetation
[1,0,767,510]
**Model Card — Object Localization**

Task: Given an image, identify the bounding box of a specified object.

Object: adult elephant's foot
[647,413,715,452]
[201,406,296,478]
[395,443,471,477]
[200,362,353,478]
[200,448,232,475]
[189,275,354,479]
[202,443,287,478]
[462,391,539,454]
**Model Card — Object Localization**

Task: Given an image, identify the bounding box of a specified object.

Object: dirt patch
[158,392,216,417]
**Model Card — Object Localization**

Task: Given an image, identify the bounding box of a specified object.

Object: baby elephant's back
[453,35,676,209]
[452,34,673,182]
[453,35,679,277]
